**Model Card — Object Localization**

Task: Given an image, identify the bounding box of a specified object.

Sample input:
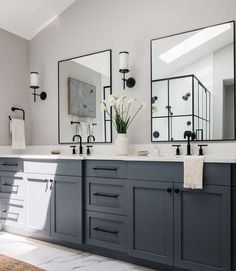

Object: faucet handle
[70,145,77,155]
[86,145,93,156]
[172,145,181,156]
[198,144,208,156]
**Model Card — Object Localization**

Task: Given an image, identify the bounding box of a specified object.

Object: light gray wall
[29,0,236,145]
[0,28,30,145]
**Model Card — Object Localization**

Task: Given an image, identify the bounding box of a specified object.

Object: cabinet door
[174,184,231,271]
[128,180,174,265]
[25,174,52,237]
[51,176,82,244]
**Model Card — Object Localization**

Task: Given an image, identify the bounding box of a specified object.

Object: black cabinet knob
[167,188,172,193]
[175,189,180,194]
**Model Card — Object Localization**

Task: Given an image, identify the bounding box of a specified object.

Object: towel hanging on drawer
[184,156,204,189]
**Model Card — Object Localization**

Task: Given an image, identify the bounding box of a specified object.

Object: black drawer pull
[2,163,18,167]
[93,192,119,198]
[93,227,118,235]
[2,183,14,187]
[93,167,118,171]
[2,210,7,213]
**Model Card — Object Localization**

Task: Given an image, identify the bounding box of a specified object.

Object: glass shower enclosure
[152,74,211,141]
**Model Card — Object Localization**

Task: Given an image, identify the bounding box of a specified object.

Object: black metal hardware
[93,227,118,235]
[2,183,14,187]
[31,84,47,102]
[198,144,208,155]
[93,167,118,171]
[2,210,7,213]
[184,130,196,155]
[175,189,180,194]
[71,121,80,125]
[172,145,181,156]
[167,188,172,193]
[153,131,160,138]
[49,179,54,190]
[93,192,119,198]
[73,135,83,155]
[2,162,18,167]
[70,145,76,155]
[86,145,93,155]
[87,135,95,143]
[9,107,25,121]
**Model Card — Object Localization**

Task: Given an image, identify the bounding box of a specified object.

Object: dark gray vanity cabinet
[174,184,231,271]
[127,180,174,265]
[85,160,127,252]
[0,159,25,231]
[127,162,231,271]
[24,160,82,244]
[51,175,82,244]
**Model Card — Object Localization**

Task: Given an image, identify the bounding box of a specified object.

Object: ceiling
[0,0,77,40]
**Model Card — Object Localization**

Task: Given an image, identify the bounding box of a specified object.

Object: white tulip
[100,102,106,112]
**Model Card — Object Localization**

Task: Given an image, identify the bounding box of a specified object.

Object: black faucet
[87,135,95,143]
[73,135,83,155]
[184,130,196,155]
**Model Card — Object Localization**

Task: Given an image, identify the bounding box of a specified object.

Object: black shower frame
[150,20,236,142]
[151,74,211,141]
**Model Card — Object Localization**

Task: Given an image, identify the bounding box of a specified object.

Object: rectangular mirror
[58,49,112,144]
[151,21,235,142]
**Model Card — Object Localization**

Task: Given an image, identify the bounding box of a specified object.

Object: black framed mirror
[151,21,235,142]
[58,49,112,144]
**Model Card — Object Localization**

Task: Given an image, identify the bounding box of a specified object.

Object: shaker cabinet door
[51,175,82,244]
[174,184,231,271]
[25,174,52,237]
[127,180,174,265]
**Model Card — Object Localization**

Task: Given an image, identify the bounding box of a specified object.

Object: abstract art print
[68,77,96,118]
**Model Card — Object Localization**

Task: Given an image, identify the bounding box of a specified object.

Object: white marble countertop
[0,154,235,163]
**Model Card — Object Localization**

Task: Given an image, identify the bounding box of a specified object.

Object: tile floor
[0,232,156,271]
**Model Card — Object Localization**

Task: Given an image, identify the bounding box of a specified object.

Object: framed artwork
[68,77,96,118]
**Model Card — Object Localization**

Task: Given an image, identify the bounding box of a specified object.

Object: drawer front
[128,161,182,182]
[24,160,82,176]
[86,177,126,215]
[0,198,24,228]
[85,160,126,179]
[127,162,231,185]
[86,211,127,252]
[0,159,23,172]
[0,173,25,200]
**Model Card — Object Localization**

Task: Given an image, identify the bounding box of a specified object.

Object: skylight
[159,23,232,64]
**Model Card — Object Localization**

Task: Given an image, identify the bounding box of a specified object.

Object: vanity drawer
[127,162,231,185]
[0,172,25,200]
[85,160,126,179]
[86,211,127,252]
[86,177,126,215]
[0,198,24,228]
[24,160,82,176]
[0,159,23,172]
[127,161,182,182]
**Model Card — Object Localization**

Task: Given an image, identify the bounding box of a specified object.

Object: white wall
[29,0,236,145]
[0,28,30,146]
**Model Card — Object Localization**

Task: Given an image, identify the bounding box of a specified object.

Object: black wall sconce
[119,51,136,90]
[30,72,47,102]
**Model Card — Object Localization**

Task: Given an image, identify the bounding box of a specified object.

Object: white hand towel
[11,118,26,150]
[184,156,204,189]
